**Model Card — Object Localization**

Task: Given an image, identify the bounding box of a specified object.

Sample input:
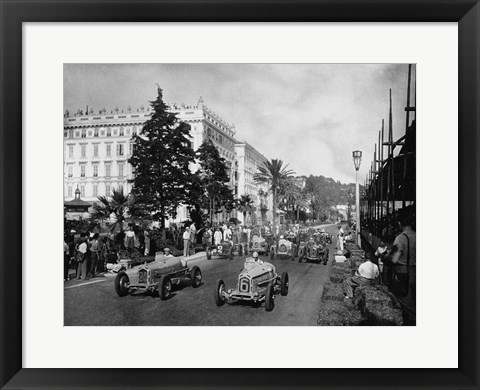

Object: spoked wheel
[191,266,202,288]
[214,279,226,306]
[114,271,130,297]
[159,276,172,300]
[280,272,289,296]
[265,282,275,312]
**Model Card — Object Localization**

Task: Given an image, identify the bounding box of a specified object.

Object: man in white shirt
[343,255,379,299]
[337,225,345,251]
[183,228,191,257]
[76,236,88,280]
[214,228,223,246]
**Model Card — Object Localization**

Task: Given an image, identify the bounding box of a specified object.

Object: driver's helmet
[252,251,259,259]
[280,235,284,239]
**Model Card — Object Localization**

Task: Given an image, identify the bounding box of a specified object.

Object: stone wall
[317,242,403,326]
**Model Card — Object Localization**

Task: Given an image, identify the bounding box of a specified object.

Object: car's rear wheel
[280,272,289,296]
[214,279,226,306]
[265,282,275,312]
[114,271,130,297]
[206,248,212,260]
[159,276,172,300]
[191,266,202,288]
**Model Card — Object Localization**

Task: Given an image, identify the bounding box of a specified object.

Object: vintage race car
[249,234,270,255]
[270,237,297,260]
[214,257,289,311]
[298,238,329,265]
[206,240,239,260]
[114,253,202,300]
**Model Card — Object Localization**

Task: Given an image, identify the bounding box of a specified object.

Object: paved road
[64,224,338,326]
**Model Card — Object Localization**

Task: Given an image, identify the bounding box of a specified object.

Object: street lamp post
[352,151,362,246]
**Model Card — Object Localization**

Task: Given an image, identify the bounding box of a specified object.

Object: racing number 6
[239,278,249,292]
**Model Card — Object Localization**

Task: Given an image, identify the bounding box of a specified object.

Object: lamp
[352,150,362,171]
[352,150,362,246]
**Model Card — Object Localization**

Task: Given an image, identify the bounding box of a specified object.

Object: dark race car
[298,237,329,265]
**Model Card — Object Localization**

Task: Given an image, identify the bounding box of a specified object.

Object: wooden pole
[389,88,395,214]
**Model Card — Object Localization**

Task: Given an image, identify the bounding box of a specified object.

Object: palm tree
[89,188,145,244]
[295,190,310,222]
[254,159,295,235]
[236,194,255,225]
[279,179,302,222]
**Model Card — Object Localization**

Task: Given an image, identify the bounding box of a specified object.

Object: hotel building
[64,98,273,225]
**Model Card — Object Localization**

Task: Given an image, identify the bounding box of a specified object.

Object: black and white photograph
[63,63,416,326]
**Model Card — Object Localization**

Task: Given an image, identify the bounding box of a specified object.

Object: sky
[64,63,415,184]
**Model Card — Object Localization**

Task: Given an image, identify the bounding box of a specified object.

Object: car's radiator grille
[138,269,148,284]
[280,244,287,252]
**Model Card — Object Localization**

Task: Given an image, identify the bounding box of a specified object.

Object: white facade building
[234,142,272,225]
[64,98,272,225]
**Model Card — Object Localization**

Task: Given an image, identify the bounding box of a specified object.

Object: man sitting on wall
[343,253,379,301]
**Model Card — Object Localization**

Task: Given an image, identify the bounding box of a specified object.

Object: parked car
[298,237,329,265]
[214,254,289,311]
[114,254,202,299]
[270,236,297,260]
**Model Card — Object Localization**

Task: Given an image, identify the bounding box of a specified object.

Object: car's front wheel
[265,282,275,312]
[159,276,172,300]
[280,272,289,296]
[191,266,202,288]
[114,271,130,297]
[214,279,226,306]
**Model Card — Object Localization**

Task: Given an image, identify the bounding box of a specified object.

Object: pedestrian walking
[183,227,191,257]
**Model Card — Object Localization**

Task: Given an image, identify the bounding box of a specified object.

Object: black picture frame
[1,1,478,389]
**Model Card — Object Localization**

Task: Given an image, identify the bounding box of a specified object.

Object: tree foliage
[304,175,358,222]
[195,139,235,223]
[128,87,196,229]
[89,188,147,235]
[236,194,255,224]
